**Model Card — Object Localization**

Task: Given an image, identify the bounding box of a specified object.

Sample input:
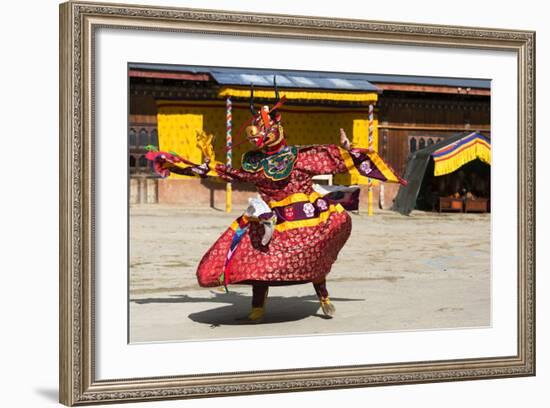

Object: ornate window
[139,128,148,147]
[408,135,447,153]
[138,155,148,168]
[129,128,137,147]
[409,138,417,153]
[150,128,159,147]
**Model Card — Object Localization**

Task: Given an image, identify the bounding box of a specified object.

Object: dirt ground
[129,205,490,343]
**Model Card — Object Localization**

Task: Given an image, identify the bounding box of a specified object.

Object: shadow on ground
[132,291,364,326]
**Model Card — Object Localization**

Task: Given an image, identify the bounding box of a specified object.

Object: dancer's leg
[313,278,329,299]
[313,278,335,317]
[248,284,269,321]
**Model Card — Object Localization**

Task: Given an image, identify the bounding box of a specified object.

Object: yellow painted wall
[156,101,377,185]
[156,107,204,179]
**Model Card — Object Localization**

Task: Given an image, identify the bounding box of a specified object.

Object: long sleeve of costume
[298,144,350,175]
[298,144,406,185]
[168,163,211,177]
[146,150,256,182]
[145,150,212,178]
[212,163,260,183]
[167,161,258,183]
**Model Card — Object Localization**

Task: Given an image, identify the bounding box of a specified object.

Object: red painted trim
[374,83,490,96]
[129,70,211,81]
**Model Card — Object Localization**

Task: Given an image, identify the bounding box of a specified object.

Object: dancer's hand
[145,152,177,178]
[159,158,174,170]
[339,128,351,150]
[153,155,174,177]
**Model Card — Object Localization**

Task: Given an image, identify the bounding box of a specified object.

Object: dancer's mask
[245,76,286,152]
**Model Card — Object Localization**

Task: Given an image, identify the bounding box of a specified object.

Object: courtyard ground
[129,205,490,343]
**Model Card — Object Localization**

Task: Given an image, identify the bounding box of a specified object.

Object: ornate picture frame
[59,1,535,405]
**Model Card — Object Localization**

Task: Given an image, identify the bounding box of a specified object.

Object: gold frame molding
[59,1,536,405]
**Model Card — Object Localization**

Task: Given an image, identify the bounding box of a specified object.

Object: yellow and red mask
[246,106,285,152]
[245,78,287,153]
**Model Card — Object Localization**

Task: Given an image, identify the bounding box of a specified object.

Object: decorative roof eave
[218,86,378,104]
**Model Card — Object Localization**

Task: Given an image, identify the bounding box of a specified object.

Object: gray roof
[129,63,379,92]
[364,74,490,89]
[129,63,491,90]
[210,71,380,91]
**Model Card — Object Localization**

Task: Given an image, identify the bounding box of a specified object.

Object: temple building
[129,64,490,212]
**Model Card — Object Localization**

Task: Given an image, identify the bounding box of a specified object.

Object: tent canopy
[432,132,491,176]
[393,132,491,215]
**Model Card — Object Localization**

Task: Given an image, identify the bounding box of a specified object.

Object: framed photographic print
[59,1,535,405]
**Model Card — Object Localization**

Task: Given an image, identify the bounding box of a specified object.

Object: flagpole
[367,103,374,216]
[226,97,232,213]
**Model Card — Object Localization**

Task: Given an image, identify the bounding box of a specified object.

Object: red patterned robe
[188,144,403,287]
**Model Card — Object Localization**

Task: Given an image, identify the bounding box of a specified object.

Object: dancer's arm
[297,129,406,185]
[147,150,259,183]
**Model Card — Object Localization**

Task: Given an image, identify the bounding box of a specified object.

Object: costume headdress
[246,76,286,153]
